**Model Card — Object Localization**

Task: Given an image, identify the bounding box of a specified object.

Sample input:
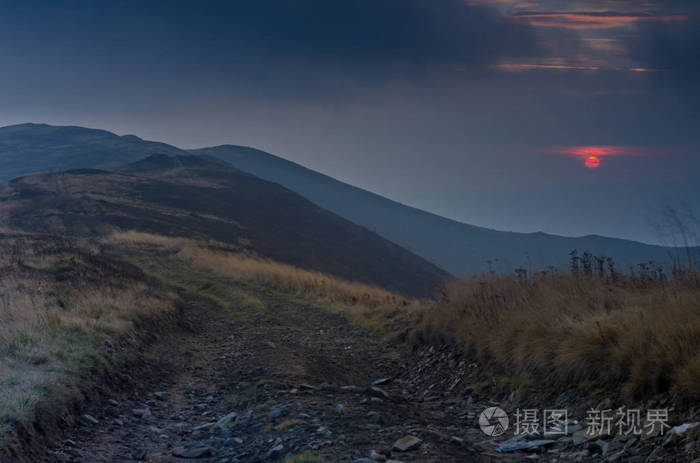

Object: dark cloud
[625,14,700,112]
[630,18,700,78]
[1,0,538,71]
[0,0,542,103]
[161,0,538,67]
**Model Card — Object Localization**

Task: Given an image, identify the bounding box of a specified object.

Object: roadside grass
[107,231,700,402]
[416,273,700,400]
[107,231,423,334]
[0,233,178,434]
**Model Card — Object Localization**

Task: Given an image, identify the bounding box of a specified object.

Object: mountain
[193,145,691,275]
[0,154,447,297]
[0,123,690,275]
[0,123,184,183]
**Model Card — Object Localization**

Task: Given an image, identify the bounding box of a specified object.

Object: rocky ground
[37,288,699,463]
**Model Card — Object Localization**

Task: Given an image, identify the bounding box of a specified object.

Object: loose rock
[393,436,422,452]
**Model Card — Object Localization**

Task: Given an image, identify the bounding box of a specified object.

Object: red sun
[584,156,600,169]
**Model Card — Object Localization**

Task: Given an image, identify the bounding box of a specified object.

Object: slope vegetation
[0,155,446,297]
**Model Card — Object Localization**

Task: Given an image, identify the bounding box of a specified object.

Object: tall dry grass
[417,273,700,399]
[0,234,178,424]
[108,231,423,330]
[110,230,412,305]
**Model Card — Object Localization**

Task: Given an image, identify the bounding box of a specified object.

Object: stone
[193,422,216,431]
[591,439,622,457]
[266,444,284,459]
[223,437,243,446]
[572,430,596,445]
[369,449,387,461]
[108,399,119,407]
[336,404,344,415]
[567,450,589,461]
[104,405,119,417]
[79,414,99,426]
[153,391,168,401]
[369,386,389,399]
[597,398,613,410]
[131,448,148,460]
[215,411,238,429]
[64,439,77,447]
[372,378,391,386]
[172,446,214,458]
[670,422,699,435]
[132,408,152,420]
[268,407,283,421]
[393,436,422,452]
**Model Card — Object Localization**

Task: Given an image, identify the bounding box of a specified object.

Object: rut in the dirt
[45,291,479,463]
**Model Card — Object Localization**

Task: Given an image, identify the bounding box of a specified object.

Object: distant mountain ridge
[0,123,183,183]
[192,145,686,275]
[0,123,691,275]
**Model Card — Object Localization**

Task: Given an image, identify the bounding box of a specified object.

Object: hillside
[0,123,691,276]
[0,154,446,297]
[194,145,687,275]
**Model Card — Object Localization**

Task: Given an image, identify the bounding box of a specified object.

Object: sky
[0,0,699,244]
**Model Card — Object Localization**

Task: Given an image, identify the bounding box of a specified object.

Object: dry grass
[109,231,700,400]
[108,231,424,332]
[417,273,700,400]
[0,233,178,427]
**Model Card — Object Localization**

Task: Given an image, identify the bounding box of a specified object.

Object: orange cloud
[511,11,687,29]
[547,145,651,157]
[495,62,600,71]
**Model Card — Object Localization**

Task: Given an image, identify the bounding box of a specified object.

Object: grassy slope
[2,157,448,298]
[0,233,178,439]
[106,231,422,336]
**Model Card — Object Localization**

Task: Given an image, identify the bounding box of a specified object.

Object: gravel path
[44,290,479,463]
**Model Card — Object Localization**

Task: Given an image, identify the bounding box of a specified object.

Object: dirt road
[44,288,481,462]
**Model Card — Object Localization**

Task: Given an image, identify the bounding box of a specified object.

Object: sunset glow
[584,156,600,169]
[545,145,652,169]
[548,145,647,157]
